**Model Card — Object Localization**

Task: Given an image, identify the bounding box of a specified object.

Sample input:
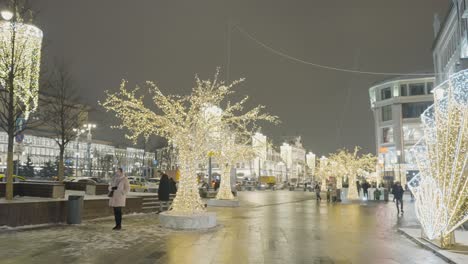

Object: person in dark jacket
[314,183,322,201]
[362,181,370,199]
[392,182,405,215]
[356,181,361,197]
[169,177,177,194]
[158,173,171,212]
[214,179,220,191]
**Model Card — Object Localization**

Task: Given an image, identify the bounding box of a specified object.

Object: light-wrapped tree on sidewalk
[330,147,376,200]
[0,0,42,199]
[101,69,276,213]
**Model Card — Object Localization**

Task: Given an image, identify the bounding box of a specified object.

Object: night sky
[30,0,448,155]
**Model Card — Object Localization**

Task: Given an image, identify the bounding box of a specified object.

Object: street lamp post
[83,123,96,176]
[396,150,401,183]
[73,128,85,177]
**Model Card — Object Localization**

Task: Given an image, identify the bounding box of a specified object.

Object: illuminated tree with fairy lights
[329,147,376,200]
[101,69,277,213]
[0,0,42,200]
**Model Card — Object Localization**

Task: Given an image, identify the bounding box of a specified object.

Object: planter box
[0,182,65,199]
[0,196,144,227]
[85,184,109,195]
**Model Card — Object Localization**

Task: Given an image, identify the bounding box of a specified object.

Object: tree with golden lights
[101,69,276,213]
[212,132,263,200]
[0,0,42,200]
[329,147,376,200]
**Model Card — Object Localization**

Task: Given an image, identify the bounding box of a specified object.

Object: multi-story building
[0,131,155,178]
[306,152,316,181]
[433,0,468,84]
[250,132,286,181]
[156,133,313,184]
[189,132,287,182]
[369,76,435,183]
[280,136,306,183]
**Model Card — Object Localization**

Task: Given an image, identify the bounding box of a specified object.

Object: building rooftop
[369,72,435,88]
[432,1,455,50]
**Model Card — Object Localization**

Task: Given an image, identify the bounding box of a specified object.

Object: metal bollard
[383,189,389,202]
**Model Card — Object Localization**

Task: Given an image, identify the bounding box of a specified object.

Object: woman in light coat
[109,168,130,230]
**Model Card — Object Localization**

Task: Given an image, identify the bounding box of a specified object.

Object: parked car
[257,183,267,190]
[146,178,160,193]
[76,178,98,185]
[0,174,26,182]
[242,181,256,191]
[129,180,149,192]
[275,182,287,190]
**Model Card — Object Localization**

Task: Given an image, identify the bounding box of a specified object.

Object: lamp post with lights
[72,128,85,177]
[83,123,96,176]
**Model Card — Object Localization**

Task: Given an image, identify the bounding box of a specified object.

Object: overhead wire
[234,25,438,76]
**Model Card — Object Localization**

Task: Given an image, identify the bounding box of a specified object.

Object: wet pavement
[0,191,445,264]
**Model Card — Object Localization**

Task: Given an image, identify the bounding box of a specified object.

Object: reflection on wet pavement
[0,191,445,264]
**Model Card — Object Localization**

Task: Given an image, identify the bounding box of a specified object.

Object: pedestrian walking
[158,173,171,212]
[214,179,220,191]
[169,177,177,194]
[314,183,321,201]
[356,181,361,197]
[391,182,397,202]
[108,168,130,230]
[392,182,405,215]
[362,181,370,199]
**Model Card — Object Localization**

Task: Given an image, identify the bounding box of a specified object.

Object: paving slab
[0,191,448,264]
[399,227,468,264]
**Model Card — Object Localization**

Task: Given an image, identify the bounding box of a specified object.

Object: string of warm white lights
[101,69,277,214]
[408,69,468,248]
[0,21,42,119]
[328,147,376,199]
[213,132,260,200]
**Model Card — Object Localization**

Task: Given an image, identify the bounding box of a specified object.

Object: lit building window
[382,127,394,143]
[402,124,424,142]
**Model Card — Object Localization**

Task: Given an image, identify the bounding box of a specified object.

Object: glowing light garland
[213,132,259,200]
[0,21,42,119]
[408,70,468,247]
[101,69,277,214]
[328,147,376,200]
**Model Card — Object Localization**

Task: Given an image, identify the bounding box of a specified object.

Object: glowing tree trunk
[216,163,235,200]
[171,152,205,213]
[347,174,359,200]
[321,177,327,191]
[336,176,343,189]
